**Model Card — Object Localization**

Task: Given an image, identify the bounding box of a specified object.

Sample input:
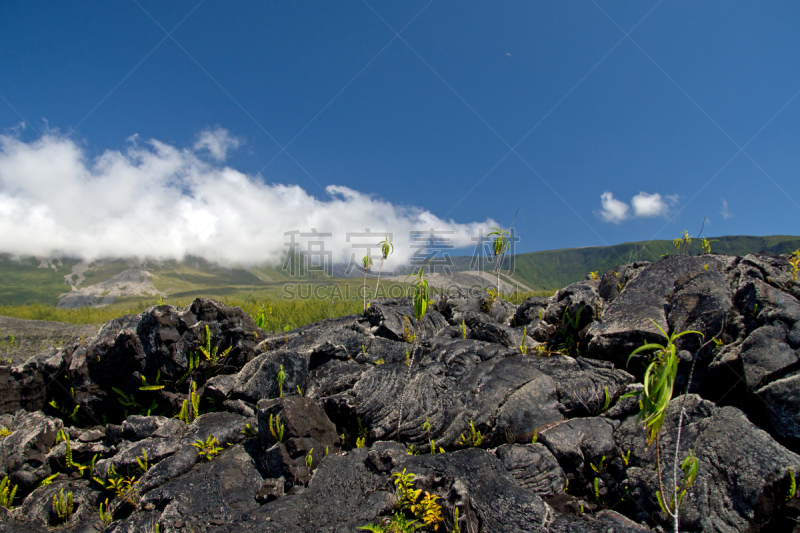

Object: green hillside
[496,235,800,291]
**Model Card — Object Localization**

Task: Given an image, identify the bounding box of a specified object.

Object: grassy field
[0,285,554,331]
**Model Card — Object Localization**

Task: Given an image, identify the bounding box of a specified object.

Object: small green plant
[374,358,385,365]
[241,423,258,438]
[38,473,58,488]
[656,449,699,517]
[98,497,113,525]
[593,476,601,500]
[362,254,374,314]
[481,288,498,313]
[94,464,140,506]
[787,468,796,502]
[589,271,599,281]
[56,429,97,477]
[296,385,303,396]
[52,488,74,523]
[374,235,394,300]
[192,436,224,461]
[269,413,285,442]
[139,370,165,391]
[48,399,80,422]
[460,319,467,339]
[452,507,461,533]
[673,230,692,256]
[144,522,161,533]
[602,385,611,412]
[519,326,528,355]
[356,437,366,448]
[622,321,703,445]
[0,476,17,510]
[590,455,606,473]
[700,238,718,254]
[196,324,232,376]
[176,381,200,424]
[176,351,200,387]
[459,420,483,447]
[405,350,411,366]
[621,449,631,466]
[790,250,800,282]
[305,449,314,470]
[277,364,286,397]
[487,223,514,292]
[402,316,416,344]
[406,444,418,455]
[531,429,538,444]
[136,447,150,475]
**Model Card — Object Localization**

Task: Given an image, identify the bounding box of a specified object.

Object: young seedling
[459,420,484,447]
[700,238,717,254]
[52,488,74,523]
[98,498,113,525]
[277,365,285,398]
[192,436,224,461]
[396,259,432,440]
[790,250,800,282]
[622,320,706,532]
[269,413,285,442]
[374,235,394,300]
[0,476,17,510]
[362,254,374,314]
[519,326,529,355]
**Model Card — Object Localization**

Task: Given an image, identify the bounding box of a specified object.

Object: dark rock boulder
[0,409,62,497]
[494,443,566,498]
[587,256,730,368]
[615,394,800,532]
[513,295,552,327]
[367,297,449,341]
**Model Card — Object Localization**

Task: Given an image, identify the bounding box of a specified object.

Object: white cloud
[193,127,242,161]
[597,192,630,223]
[721,198,733,219]
[0,129,496,266]
[631,192,669,217]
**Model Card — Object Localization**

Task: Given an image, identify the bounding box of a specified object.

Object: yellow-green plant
[358,469,445,531]
[175,351,200,387]
[672,230,692,256]
[589,271,599,281]
[621,449,631,466]
[452,507,461,533]
[94,464,139,506]
[98,498,113,525]
[269,413,285,442]
[139,370,165,391]
[241,423,258,438]
[362,254,374,314]
[530,428,538,444]
[656,449,699,518]
[622,320,703,531]
[487,224,512,292]
[305,449,314,471]
[459,420,483,447]
[136,448,150,475]
[374,235,394,300]
[460,319,467,339]
[402,316,416,344]
[0,476,17,510]
[790,250,800,282]
[0,426,10,440]
[56,429,97,478]
[196,324,232,376]
[37,473,58,488]
[356,437,366,448]
[787,468,797,501]
[176,380,200,424]
[481,288,498,313]
[277,364,286,397]
[700,238,717,254]
[519,326,528,355]
[623,321,703,445]
[52,488,74,523]
[192,436,224,461]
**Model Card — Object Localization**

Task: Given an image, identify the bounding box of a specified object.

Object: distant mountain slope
[491,234,800,290]
[0,235,797,307]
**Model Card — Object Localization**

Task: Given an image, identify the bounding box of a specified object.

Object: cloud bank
[0,127,496,267]
[597,191,677,223]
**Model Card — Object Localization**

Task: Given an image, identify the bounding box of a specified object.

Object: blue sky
[0,1,798,267]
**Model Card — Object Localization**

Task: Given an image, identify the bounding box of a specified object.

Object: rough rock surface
[1,251,799,532]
